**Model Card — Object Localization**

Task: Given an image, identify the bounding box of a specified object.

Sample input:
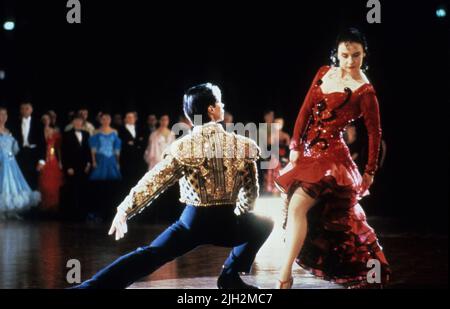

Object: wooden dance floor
[0,197,447,289]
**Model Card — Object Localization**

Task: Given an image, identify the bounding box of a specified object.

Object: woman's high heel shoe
[275,277,293,289]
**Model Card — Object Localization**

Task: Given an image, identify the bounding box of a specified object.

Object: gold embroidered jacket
[117,122,260,219]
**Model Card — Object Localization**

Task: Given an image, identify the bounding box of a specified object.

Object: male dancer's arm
[108,150,183,240]
[109,152,184,240]
[117,152,184,219]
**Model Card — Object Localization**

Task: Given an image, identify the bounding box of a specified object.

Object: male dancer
[71,83,274,289]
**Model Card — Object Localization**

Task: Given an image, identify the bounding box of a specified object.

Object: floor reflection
[0,197,447,288]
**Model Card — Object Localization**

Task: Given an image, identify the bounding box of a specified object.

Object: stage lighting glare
[3,21,15,31]
[436,8,446,18]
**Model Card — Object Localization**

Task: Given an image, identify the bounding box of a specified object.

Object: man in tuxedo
[13,101,46,190]
[61,115,92,220]
[118,111,146,189]
[64,107,96,136]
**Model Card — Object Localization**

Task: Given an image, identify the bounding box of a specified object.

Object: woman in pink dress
[144,114,175,170]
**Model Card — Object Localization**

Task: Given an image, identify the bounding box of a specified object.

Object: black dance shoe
[217,273,259,289]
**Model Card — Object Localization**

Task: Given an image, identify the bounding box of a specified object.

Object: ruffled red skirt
[275,161,390,288]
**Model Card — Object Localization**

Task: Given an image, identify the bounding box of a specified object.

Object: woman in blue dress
[87,113,122,221]
[89,113,122,181]
[0,107,40,218]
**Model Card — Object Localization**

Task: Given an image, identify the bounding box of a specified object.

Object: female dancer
[275,28,390,288]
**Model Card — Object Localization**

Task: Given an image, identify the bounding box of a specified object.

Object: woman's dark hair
[330,27,369,71]
[183,83,221,124]
[41,113,56,129]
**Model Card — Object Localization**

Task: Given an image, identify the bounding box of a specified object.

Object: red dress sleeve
[290,66,329,150]
[360,87,382,175]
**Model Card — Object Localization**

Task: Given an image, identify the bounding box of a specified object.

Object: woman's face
[101,115,111,127]
[41,115,51,127]
[159,115,170,128]
[147,115,157,126]
[0,110,7,125]
[48,111,57,123]
[337,41,365,74]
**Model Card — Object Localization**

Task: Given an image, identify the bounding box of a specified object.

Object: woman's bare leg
[278,187,316,287]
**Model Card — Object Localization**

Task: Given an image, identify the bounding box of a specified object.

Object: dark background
[0,0,448,230]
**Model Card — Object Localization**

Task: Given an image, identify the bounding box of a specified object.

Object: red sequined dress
[39,132,64,210]
[275,65,390,287]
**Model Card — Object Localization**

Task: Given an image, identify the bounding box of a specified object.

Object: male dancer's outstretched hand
[108,210,128,240]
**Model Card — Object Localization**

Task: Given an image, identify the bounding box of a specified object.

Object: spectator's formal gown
[89,131,122,181]
[0,131,40,213]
